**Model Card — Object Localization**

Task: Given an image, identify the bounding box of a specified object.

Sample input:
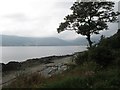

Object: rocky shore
[1,55,74,72]
[1,54,76,87]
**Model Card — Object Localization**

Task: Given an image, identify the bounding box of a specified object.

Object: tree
[57,0,120,47]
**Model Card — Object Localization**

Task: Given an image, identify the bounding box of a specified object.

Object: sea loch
[1,46,87,64]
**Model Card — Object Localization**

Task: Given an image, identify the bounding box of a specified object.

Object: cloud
[56,31,80,40]
[0,0,119,40]
[54,1,74,9]
[3,13,30,22]
[0,0,74,38]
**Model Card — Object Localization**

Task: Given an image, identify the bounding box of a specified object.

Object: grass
[3,59,120,89]
[42,66,120,88]
[4,72,46,88]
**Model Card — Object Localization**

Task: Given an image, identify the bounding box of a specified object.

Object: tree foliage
[57,0,120,47]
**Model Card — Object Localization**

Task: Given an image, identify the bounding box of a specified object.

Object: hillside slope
[0,35,71,46]
[0,35,100,46]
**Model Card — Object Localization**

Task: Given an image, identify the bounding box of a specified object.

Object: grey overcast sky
[0,0,119,40]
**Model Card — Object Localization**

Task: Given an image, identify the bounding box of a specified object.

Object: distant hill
[0,35,100,46]
[0,35,70,46]
[70,36,100,46]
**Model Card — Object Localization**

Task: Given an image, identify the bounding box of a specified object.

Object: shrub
[73,51,88,65]
[74,45,114,67]
[78,61,99,74]
[98,29,120,49]
[88,46,114,67]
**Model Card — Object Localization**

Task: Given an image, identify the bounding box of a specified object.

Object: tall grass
[4,72,46,88]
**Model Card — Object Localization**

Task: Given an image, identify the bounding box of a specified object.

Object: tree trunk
[86,34,93,47]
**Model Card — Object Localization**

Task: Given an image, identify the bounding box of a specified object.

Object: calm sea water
[0,46,87,64]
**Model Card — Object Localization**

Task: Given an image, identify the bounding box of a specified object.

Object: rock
[2,62,21,72]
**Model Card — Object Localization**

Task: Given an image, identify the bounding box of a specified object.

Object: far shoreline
[1,46,87,64]
[0,45,87,47]
[1,50,87,73]
[0,46,87,64]
[2,54,74,65]
[1,51,83,74]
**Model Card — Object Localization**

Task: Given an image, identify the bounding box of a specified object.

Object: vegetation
[2,29,120,89]
[2,1,120,89]
[57,1,120,47]
[75,29,120,67]
[42,29,120,88]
